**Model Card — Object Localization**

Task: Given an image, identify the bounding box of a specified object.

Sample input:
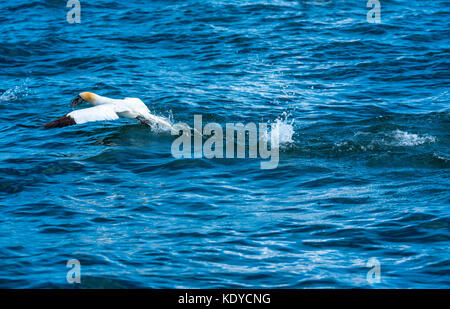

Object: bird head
[71,92,97,107]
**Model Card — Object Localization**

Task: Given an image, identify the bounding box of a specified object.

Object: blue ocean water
[0,0,449,288]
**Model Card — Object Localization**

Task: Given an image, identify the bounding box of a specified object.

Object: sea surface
[0,0,449,288]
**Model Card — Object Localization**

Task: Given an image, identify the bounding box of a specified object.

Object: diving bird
[43,92,172,129]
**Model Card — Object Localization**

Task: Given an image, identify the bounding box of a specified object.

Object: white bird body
[44,92,172,129]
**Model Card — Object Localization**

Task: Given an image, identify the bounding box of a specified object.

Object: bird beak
[70,95,85,108]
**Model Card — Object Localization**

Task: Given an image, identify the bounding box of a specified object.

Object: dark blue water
[0,0,449,288]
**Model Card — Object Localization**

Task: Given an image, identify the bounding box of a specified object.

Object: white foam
[263,113,295,148]
[334,129,437,152]
[388,130,436,147]
[433,152,449,162]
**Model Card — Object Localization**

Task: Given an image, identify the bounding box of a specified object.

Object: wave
[388,130,437,147]
[347,129,437,149]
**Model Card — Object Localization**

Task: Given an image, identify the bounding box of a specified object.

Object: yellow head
[71,92,97,107]
[79,92,97,104]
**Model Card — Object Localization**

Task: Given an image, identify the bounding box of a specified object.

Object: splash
[0,80,30,102]
[146,115,174,133]
[263,112,295,148]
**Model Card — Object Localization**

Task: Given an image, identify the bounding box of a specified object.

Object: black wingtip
[43,115,76,129]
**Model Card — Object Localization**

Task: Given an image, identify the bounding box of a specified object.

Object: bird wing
[124,97,143,103]
[44,104,119,128]
[138,112,172,130]
[121,98,172,129]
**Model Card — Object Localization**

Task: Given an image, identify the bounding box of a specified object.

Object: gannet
[43,92,172,129]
